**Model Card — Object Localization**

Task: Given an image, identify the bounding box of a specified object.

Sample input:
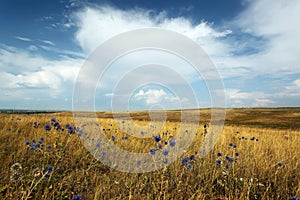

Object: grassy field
[0,108,299,200]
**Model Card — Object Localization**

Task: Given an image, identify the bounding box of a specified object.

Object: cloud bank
[1,0,300,109]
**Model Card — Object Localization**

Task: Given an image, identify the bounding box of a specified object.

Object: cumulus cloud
[133,89,179,105]
[0,44,83,102]
[225,88,273,107]
[71,5,228,109]
[2,1,300,109]
[134,89,166,105]
[232,0,300,74]
[72,3,300,77]
[73,6,232,55]
[70,3,300,108]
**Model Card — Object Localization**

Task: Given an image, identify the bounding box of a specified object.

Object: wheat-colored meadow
[0,108,299,200]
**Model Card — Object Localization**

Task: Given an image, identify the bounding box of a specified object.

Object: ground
[0,108,299,199]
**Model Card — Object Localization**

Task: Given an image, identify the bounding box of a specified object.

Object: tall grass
[0,113,299,199]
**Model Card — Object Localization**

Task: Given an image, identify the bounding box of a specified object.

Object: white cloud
[41,40,55,46]
[284,79,300,97]
[285,79,300,91]
[104,93,114,97]
[225,88,272,107]
[15,36,32,42]
[224,84,300,107]
[232,0,300,74]
[253,98,276,107]
[133,89,179,105]
[0,45,83,101]
[225,89,277,101]
[72,3,300,79]
[70,4,300,108]
[71,5,229,109]
[134,89,167,105]
[73,6,232,55]
[0,46,47,73]
[28,45,38,51]
[2,2,300,109]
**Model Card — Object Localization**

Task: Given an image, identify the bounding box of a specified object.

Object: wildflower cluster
[33,122,40,128]
[25,136,52,152]
[72,195,84,200]
[239,135,259,142]
[150,134,177,155]
[289,197,300,200]
[215,143,240,170]
[181,155,195,170]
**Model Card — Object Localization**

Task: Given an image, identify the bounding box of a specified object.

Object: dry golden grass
[0,108,299,199]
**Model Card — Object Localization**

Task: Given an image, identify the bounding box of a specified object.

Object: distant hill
[1,107,300,129]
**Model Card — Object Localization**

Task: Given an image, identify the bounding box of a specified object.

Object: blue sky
[1,0,300,110]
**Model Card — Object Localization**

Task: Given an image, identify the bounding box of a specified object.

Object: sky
[0,0,300,110]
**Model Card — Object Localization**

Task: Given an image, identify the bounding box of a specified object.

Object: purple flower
[44,124,51,131]
[226,156,235,163]
[216,159,221,166]
[217,152,222,157]
[150,149,156,155]
[111,136,115,141]
[289,197,300,200]
[278,162,284,167]
[53,121,60,127]
[137,160,142,166]
[33,122,38,128]
[182,157,189,165]
[163,158,168,164]
[50,118,56,124]
[163,149,169,156]
[101,152,106,158]
[78,130,83,137]
[154,135,161,142]
[47,166,53,172]
[29,146,36,151]
[169,139,176,147]
[187,163,193,170]
[39,137,44,143]
[43,174,50,179]
[71,195,83,200]
[25,141,30,146]
[96,142,100,148]
[190,155,196,161]
[67,126,74,134]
